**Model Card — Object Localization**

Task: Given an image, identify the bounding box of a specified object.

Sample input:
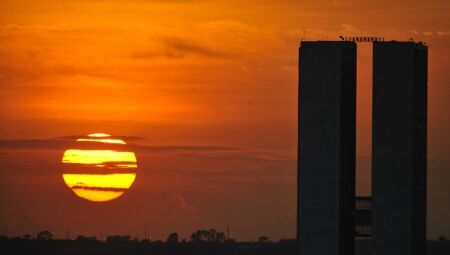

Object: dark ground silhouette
[1,230,449,255]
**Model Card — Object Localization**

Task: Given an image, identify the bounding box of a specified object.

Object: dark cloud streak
[0,138,236,153]
[130,36,228,60]
[55,135,146,141]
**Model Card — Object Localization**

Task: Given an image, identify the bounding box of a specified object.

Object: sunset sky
[0,0,449,241]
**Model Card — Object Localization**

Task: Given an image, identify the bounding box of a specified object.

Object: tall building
[298,41,357,255]
[372,42,428,255]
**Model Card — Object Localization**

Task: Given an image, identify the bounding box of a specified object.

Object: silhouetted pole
[144,225,147,240]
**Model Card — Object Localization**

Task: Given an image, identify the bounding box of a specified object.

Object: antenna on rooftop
[339,35,384,42]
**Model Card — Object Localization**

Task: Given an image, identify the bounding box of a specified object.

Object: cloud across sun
[61,133,137,202]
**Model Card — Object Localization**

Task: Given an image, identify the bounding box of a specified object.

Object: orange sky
[0,0,449,240]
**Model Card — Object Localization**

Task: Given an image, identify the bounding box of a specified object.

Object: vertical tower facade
[372,42,428,255]
[298,41,357,255]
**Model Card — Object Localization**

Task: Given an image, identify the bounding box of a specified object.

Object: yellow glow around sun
[61,133,138,202]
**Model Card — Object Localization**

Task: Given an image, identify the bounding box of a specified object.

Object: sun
[61,133,137,202]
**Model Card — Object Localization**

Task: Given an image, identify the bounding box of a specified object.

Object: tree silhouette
[216,231,226,242]
[258,235,269,243]
[21,234,31,240]
[438,236,448,242]
[166,232,179,243]
[106,235,131,244]
[190,231,200,242]
[190,229,226,242]
[76,235,97,242]
[36,230,53,240]
[1,234,448,255]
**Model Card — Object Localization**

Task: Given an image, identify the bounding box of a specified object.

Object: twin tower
[297,41,427,255]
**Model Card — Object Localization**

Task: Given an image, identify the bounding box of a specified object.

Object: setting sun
[61,134,137,202]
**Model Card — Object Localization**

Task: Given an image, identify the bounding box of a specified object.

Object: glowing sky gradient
[0,0,449,240]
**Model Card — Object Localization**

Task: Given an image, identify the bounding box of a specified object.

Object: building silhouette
[297,41,427,255]
[372,42,428,255]
[355,196,372,238]
[298,41,357,255]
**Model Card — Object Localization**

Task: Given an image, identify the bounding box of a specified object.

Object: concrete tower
[372,42,428,255]
[298,41,357,255]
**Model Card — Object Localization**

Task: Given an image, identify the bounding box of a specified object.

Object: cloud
[71,186,128,192]
[130,36,228,60]
[0,138,295,179]
[163,37,227,58]
[55,135,146,141]
[437,31,450,36]
[139,145,235,152]
[420,30,450,37]
[0,139,69,151]
[130,51,167,59]
[178,148,295,163]
[0,138,236,153]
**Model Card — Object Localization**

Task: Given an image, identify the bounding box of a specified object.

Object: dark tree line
[0,231,449,255]
[190,229,227,242]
